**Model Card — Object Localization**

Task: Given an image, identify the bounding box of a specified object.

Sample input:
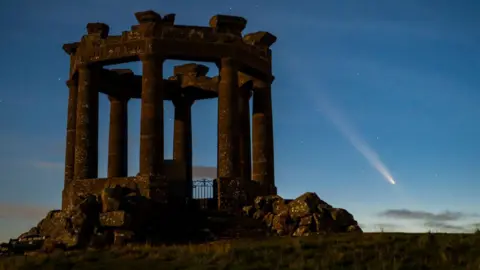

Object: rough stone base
[62,175,171,210]
[217,177,247,213]
[244,181,277,204]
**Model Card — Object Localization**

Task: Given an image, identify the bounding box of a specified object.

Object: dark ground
[1,232,480,270]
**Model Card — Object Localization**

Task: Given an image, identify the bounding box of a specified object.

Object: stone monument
[61,10,278,212]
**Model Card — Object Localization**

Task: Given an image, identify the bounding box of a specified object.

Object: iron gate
[192,178,217,209]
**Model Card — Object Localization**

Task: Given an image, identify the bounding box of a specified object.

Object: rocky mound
[243,192,362,236]
[14,184,196,250]
[5,188,361,254]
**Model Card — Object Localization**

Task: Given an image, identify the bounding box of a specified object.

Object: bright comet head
[389,177,396,185]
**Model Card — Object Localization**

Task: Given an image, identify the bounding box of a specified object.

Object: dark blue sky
[0,0,479,240]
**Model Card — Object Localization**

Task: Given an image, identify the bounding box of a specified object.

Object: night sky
[0,0,479,241]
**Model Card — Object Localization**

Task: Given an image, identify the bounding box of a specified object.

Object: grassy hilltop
[2,232,480,270]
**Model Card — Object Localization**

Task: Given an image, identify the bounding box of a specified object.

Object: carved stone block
[243,31,277,47]
[209,15,247,35]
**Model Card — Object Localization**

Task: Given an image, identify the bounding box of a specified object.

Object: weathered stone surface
[273,199,289,215]
[101,185,123,212]
[217,177,247,212]
[173,63,209,77]
[243,193,362,237]
[243,31,277,47]
[30,195,101,248]
[73,66,99,181]
[312,212,333,232]
[289,192,332,221]
[18,227,40,239]
[293,226,310,237]
[328,208,359,231]
[253,210,265,220]
[135,10,162,24]
[217,57,240,181]
[139,55,164,177]
[209,15,247,35]
[299,215,314,227]
[254,195,283,212]
[272,213,289,236]
[107,95,129,178]
[252,80,276,194]
[262,212,275,229]
[99,211,130,227]
[347,224,363,232]
[64,79,78,198]
[242,205,255,217]
[41,239,66,253]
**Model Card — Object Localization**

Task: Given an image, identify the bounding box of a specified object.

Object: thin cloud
[192,166,216,179]
[424,221,467,232]
[379,209,478,222]
[0,203,52,220]
[372,223,404,232]
[33,161,63,170]
[32,160,216,179]
[470,223,480,229]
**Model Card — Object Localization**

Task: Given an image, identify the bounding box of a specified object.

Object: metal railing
[192,178,217,209]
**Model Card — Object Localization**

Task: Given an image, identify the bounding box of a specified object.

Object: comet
[314,95,397,185]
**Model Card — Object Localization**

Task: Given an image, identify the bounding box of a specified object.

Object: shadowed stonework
[61,10,277,212]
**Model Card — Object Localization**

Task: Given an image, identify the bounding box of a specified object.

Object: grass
[2,232,480,269]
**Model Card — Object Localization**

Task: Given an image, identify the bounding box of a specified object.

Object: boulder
[243,192,362,237]
[18,227,40,239]
[36,210,77,247]
[242,205,255,217]
[254,195,284,212]
[288,192,332,221]
[24,195,101,248]
[99,211,131,228]
[311,212,328,232]
[347,224,363,232]
[272,213,290,236]
[253,210,265,220]
[262,213,275,229]
[299,215,314,228]
[273,199,289,215]
[329,208,357,228]
[293,226,310,237]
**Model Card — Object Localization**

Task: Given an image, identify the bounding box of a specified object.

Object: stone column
[173,96,194,199]
[238,87,252,183]
[139,55,164,176]
[64,79,78,187]
[252,79,276,195]
[217,57,240,179]
[107,95,129,178]
[74,65,99,180]
[217,57,244,211]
